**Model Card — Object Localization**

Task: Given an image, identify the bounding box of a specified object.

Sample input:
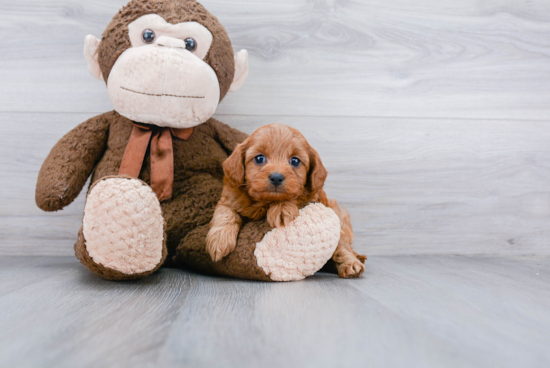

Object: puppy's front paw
[337,259,365,279]
[206,225,239,262]
[267,202,300,228]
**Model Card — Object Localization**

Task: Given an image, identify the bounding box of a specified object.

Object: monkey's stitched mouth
[121,86,205,99]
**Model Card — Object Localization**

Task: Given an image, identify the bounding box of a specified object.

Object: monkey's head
[84,0,248,128]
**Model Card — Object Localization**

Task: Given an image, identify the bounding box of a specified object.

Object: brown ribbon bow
[119,122,193,202]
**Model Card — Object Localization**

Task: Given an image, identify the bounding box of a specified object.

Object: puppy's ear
[223,141,247,186]
[306,146,328,195]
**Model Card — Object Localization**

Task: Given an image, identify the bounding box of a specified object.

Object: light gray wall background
[1,0,549,256]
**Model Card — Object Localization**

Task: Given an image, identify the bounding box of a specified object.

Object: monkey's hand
[267,201,300,228]
[36,114,110,212]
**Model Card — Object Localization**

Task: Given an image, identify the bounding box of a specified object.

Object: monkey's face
[84,0,249,129]
[107,14,220,128]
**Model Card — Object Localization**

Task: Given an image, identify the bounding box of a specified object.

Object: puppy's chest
[238,203,268,221]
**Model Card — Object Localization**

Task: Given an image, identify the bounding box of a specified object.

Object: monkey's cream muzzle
[84,14,249,128]
[107,37,221,129]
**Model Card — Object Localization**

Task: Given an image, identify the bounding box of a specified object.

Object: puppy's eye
[254,155,266,165]
[184,38,197,52]
[142,29,156,44]
[290,157,301,167]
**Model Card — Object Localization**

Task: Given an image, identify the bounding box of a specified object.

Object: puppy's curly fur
[206,124,366,278]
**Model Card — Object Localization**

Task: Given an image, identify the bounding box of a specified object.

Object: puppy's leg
[333,246,365,278]
[206,204,242,262]
[267,201,300,228]
[327,199,366,278]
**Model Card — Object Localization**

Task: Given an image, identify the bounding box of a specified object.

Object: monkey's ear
[229,50,249,92]
[223,141,247,186]
[84,35,104,81]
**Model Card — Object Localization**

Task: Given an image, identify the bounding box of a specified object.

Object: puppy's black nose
[269,173,285,187]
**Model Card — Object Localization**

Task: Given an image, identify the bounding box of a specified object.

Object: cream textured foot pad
[254,203,341,281]
[83,178,165,274]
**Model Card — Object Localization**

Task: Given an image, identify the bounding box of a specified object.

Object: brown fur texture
[98,0,235,101]
[206,124,367,278]
[36,111,279,280]
[36,116,110,212]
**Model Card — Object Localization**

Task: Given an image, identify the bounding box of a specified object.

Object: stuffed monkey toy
[36,0,341,282]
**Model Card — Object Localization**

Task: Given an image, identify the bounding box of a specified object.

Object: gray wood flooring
[1,1,550,367]
[0,255,549,368]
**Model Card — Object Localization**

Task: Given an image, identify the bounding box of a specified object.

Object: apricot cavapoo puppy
[206,124,366,278]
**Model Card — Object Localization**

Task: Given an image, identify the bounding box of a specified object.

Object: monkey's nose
[269,173,285,187]
[156,36,186,49]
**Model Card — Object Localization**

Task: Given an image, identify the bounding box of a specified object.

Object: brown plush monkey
[36,0,342,282]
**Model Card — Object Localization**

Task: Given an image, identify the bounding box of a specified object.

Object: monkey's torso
[92,111,231,188]
[90,111,247,257]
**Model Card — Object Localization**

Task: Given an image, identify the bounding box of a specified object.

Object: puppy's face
[224,124,327,202]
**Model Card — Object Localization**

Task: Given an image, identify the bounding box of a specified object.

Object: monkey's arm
[36,114,110,212]
[207,117,249,154]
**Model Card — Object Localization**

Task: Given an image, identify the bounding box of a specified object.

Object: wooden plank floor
[1,1,550,367]
[0,255,548,368]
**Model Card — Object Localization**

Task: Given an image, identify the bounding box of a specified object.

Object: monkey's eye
[290,157,301,167]
[254,155,266,165]
[142,29,156,44]
[184,38,197,52]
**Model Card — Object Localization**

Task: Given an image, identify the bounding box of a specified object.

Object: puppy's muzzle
[269,173,285,187]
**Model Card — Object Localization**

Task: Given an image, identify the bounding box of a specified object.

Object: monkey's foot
[254,203,341,281]
[77,176,166,280]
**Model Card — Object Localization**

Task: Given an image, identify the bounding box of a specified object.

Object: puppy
[206,124,366,278]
